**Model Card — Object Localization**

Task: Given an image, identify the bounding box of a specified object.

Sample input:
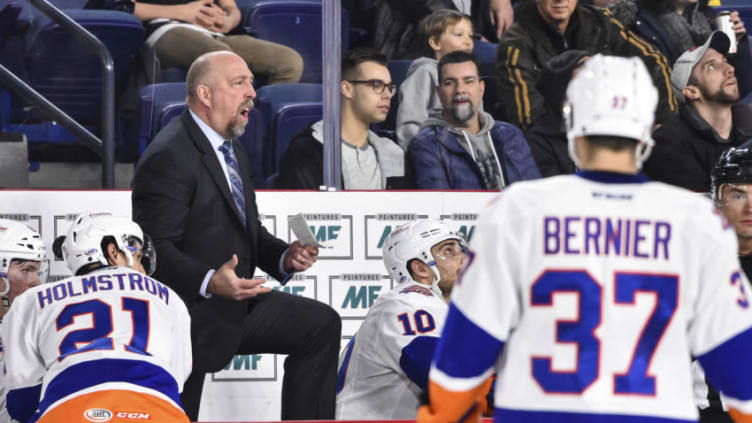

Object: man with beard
[132,51,342,421]
[408,51,540,189]
[644,31,752,192]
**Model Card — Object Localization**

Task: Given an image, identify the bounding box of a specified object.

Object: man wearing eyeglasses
[409,50,540,190]
[335,219,470,419]
[276,47,407,190]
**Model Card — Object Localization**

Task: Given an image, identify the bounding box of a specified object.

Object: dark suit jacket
[132,109,289,373]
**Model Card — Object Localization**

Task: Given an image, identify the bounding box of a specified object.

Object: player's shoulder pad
[399,284,434,297]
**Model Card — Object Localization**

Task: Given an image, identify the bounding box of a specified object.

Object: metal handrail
[0,0,115,188]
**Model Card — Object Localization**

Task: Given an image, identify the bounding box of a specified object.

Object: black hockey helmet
[711,144,752,201]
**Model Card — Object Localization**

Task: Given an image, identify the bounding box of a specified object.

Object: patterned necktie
[219,140,246,226]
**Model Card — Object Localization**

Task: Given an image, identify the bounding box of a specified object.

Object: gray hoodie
[421,111,505,189]
[310,120,405,189]
[396,57,443,151]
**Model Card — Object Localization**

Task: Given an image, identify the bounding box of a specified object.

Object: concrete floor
[28,162,135,189]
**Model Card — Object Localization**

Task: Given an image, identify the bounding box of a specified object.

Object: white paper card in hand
[288,213,332,248]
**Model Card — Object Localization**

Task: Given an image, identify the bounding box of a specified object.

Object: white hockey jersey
[1,266,192,422]
[336,280,448,419]
[429,172,752,422]
[0,321,13,423]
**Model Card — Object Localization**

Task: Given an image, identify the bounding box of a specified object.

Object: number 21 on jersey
[56,298,151,360]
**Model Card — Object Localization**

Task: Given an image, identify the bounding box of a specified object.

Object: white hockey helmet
[564,54,658,169]
[0,219,48,297]
[54,212,156,276]
[382,219,466,288]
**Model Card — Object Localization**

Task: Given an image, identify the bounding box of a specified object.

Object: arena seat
[473,40,498,64]
[242,0,350,83]
[137,82,186,155]
[254,83,323,125]
[24,9,144,123]
[0,4,145,162]
[254,83,322,178]
[266,101,322,176]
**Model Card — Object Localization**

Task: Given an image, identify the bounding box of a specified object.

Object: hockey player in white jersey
[0,219,48,316]
[418,55,752,423]
[336,219,469,419]
[0,219,48,423]
[2,213,192,423]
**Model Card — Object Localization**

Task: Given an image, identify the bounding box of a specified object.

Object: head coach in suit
[131,51,342,421]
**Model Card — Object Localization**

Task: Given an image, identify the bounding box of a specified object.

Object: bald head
[184,51,256,139]
[186,51,243,105]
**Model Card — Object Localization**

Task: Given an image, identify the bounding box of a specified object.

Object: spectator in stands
[132,51,341,421]
[525,50,589,177]
[644,31,752,192]
[409,51,539,189]
[609,0,751,96]
[496,0,678,130]
[397,9,475,150]
[130,0,303,84]
[276,48,407,190]
[344,0,514,59]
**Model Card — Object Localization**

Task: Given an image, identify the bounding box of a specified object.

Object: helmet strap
[0,276,9,297]
[567,134,583,170]
[635,139,653,170]
[427,261,444,298]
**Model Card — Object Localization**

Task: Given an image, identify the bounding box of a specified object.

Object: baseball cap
[671,30,731,92]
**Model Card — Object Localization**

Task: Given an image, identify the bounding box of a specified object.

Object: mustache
[452,94,471,104]
[239,99,254,110]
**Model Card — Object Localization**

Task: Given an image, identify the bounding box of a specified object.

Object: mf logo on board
[363,214,428,260]
[287,213,353,259]
[440,213,478,242]
[329,273,392,320]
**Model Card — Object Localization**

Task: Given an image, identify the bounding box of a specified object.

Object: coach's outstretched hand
[208,254,271,300]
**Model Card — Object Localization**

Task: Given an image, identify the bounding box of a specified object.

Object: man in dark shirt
[645,31,752,192]
[496,0,677,129]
